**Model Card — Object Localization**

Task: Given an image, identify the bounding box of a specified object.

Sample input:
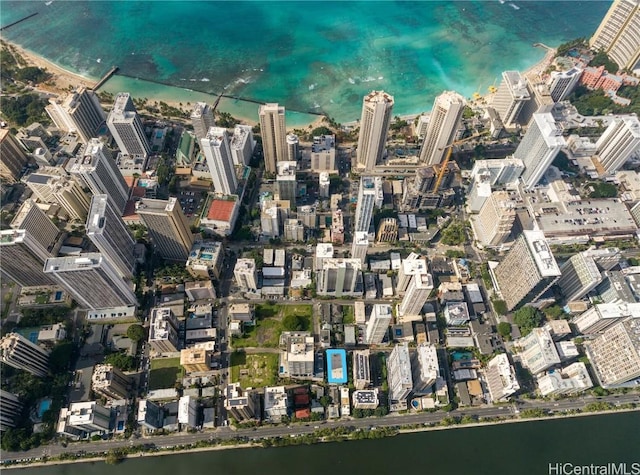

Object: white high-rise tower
[259,103,287,174]
[594,117,640,175]
[201,127,238,195]
[354,176,383,233]
[355,91,394,171]
[106,93,151,157]
[419,91,465,166]
[590,0,640,71]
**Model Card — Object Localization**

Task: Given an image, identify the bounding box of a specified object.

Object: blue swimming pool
[37,399,52,418]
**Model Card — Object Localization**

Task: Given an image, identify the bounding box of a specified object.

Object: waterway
[13,412,640,475]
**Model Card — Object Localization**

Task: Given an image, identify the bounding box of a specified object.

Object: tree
[543,305,564,320]
[126,324,146,342]
[48,341,74,374]
[103,352,136,371]
[492,299,508,316]
[513,307,543,336]
[282,314,309,332]
[319,396,332,408]
[497,322,512,339]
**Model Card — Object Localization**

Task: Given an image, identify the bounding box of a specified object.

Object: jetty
[93,66,119,91]
[0,12,38,32]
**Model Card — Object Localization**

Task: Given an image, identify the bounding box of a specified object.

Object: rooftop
[523,230,561,277]
[206,198,237,222]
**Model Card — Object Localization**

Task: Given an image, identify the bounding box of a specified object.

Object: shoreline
[3,408,638,471]
[2,38,553,130]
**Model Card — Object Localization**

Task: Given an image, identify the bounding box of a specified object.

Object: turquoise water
[0,1,611,123]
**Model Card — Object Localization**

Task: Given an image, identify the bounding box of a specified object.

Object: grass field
[230,351,279,388]
[148,357,184,390]
[232,303,312,349]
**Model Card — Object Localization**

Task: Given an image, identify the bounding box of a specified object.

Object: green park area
[230,352,279,388]
[148,357,184,391]
[231,303,312,349]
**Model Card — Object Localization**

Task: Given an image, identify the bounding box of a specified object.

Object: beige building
[259,103,287,174]
[376,217,398,242]
[180,347,212,373]
[0,129,29,184]
[136,198,194,261]
[356,91,394,171]
[590,0,640,71]
[419,91,465,166]
[470,190,516,248]
[91,364,132,400]
[491,71,531,129]
[23,168,91,222]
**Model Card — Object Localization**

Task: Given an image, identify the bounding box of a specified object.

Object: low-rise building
[57,401,111,439]
[484,353,520,402]
[264,386,288,422]
[186,241,224,279]
[352,389,379,410]
[91,364,132,401]
[444,302,471,326]
[184,280,216,301]
[340,386,351,417]
[536,362,593,397]
[180,347,212,373]
[517,327,561,375]
[137,399,165,431]
[178,395,198,428]
[148,307,180,354]
[200,196,240,237]
[353,349,371,390]
[279,332,315,379]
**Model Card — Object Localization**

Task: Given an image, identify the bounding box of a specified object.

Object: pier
[0,12,38,32]
[93,66,119,91]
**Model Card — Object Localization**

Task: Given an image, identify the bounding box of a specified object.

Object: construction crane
[432,133,486,194]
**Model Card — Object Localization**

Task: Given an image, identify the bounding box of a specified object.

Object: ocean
[11,412,640,475]
[0,1,611,125]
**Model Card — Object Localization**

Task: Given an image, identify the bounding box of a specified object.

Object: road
[4,393,638,463]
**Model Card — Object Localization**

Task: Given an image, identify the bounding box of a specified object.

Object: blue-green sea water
[0,1,611,125]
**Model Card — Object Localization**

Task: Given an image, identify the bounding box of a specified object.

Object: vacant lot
[232,303,312,349]
[148,357,184,390]
[230,352,279,388]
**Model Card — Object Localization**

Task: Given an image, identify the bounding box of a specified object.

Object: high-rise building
[493,230,561,310]
[353,349,372,389]
[419,91,465,166]
[590,0,640,71]
[386,343,413,406]
[515,113,565,190]
[351,231,369,266]
[230,125,255,166]
[86,195,135,279]
[319,171,330,198]
[276,161,297,203]
[0,229,55,287]
[190,102,215,140]
[412,343,440,395]
[593,117,640,175]
[0,129,29,184]
[310,135,336,172]
[68,139,129,213]
[365,304,392,345]
[354,176,383,233]
[136,198,194,261]
[549,68,583,102]
[399,273,433,317]
[397,255,428,294]
[573,302,640,335]
[234,258,258,291]
[45,87,106,143]
[585,318,640,388]
[286,133,300,161]
[201,126,238,195]
[148,307,179,353]
[24,169,91,221]
[10,199,60,255]
[315,243,334,270]
[297,205,317,229]
[106,93,151,157]
[0,390,23,431]
[485,353,520,402]
[356,91,394,171]
[258,103,287,174]
[470,190,516,248]
[57,401,111,438]
[491,71,531,129]
[225,383,257,422]
[518,327,562,375]
[137,399,165,430]
[0,333,50,377]
[537,362,593,397]
[469,157,525,188]
[557,252,603,302]
[279,332,314,378]
[91,364,132,400]
[283,219,304,242]
[44,253,137,309]
[317,258,362,297]
[595,271,636,304]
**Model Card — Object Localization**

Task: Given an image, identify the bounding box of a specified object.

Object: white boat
[509,3,520,9]
[499,0,505,3]
[45,1,53,5]
[96,58,101,63]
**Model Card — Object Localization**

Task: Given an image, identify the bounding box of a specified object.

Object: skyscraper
[351,231,369,266]
[276,161,297,203]
[234,258,258,291]
[136,198,194,261]
[0,333,50,377]
[365,303,392,344]
[10,199,60,255]
[557,252,603,302]
[201,127,238,195]
[386,343,413,406]
[68,138,129,213]
[86,195,136,279]
[590,0,640,71]
[45,87,106,143]
[549,68,583,102]
[258,103,287,174]
[286,133,300,161]
[0,129,29,184]
[470,190,516,248]
[493,230,561,310]
[44,253,138,309]
[356,91,394,171]
[515,113,565,190]
[107,93,151,157]
[419,91,466,166]
[354,176,383,233]
[491,71,531,129]
[0,229,56,287]
[412,343,440,394]
[593,116,640,175]
[230,125,255,166]
[190,102,216,140]
[0,390,23,431]
[397,255,428,294]
[317,258,362,297]
[24,170,91,222]
[399,273,434,317]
